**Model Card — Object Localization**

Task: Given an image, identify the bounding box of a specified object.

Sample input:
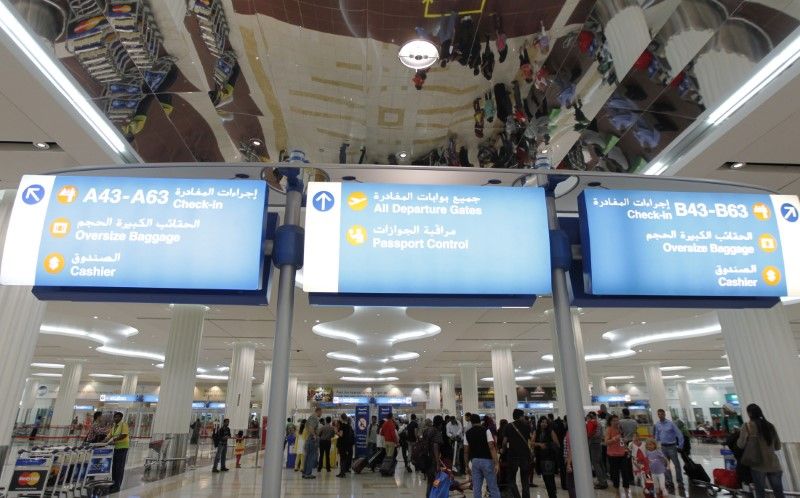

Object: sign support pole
[261,171,304,498]
[544,178,596,498]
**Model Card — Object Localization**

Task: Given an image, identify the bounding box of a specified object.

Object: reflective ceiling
[11,0,800,170]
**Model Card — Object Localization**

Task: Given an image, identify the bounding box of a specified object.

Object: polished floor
[107,445,729,498]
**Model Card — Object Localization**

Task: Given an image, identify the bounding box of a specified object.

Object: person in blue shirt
[653,409,684,492]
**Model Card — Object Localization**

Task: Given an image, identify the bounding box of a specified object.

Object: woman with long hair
[533,416,561,498]
[605,414,633,497]
[738,403,784,498]
[294,419,306,471]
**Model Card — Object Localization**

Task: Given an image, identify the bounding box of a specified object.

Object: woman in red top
[605,415,633,496]
[379,413,399,458]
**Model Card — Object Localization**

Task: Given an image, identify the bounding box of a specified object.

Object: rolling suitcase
[379,455,397,476]
[367,448,385,471]
[352,457,368,474]
[684,455,711,483]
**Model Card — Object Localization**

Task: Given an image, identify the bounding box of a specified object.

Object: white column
[675,381,694,426]
[17,378,40,423]
[260,361,272,420]
[491,346,517,422]
[441,374,456,416]
[224,342,256,431]
[459,365,479,415]
[151,304,206,435]
[718,306,800,490]
[286,376,298,417]
[0,189,48,463]
[296,382,309,410]
[120,374,138,395]
[643,362,668,421]
[549,309,590,409]
[52,360,84,427]
[427,382,441,412]
[591,374,607,396]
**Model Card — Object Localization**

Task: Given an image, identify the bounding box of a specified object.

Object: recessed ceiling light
[604,375,635,380]
[660,366,690,371]
[398,39,439,69]
[33,141,49,150]
[31,362,63,369]
[708,366,731,371]
[398,151,408,159]
[730,162,745,169]
[250,138,263,147]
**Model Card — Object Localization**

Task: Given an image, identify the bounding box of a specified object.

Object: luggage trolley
[4,449,55,497]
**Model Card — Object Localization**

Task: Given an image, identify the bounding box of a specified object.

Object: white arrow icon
[314,192,333,211]
[783,205,798,219]
[24,187,41,202]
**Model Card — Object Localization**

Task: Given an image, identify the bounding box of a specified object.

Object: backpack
[411,431,433,470]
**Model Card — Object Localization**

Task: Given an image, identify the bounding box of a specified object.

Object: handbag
[428,470,453,498]
[739,425,763,468]
[509,421,534,461]
[541,459,557,475]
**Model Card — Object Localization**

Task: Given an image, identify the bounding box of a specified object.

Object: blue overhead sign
[1,175,267,292]
[303,183,552,299]
[579,189,800,297]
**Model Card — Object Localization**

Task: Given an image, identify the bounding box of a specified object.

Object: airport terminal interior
[1,0,800,497]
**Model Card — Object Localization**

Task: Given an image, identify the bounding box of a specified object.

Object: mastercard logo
[17,471,41,487]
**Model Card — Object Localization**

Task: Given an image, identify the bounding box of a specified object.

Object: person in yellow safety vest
[105,411,130,493]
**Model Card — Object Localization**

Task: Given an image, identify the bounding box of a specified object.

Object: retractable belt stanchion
[261,169,304,498]
[543,176,596,498]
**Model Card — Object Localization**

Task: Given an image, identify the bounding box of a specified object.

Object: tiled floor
[109,444,729,498]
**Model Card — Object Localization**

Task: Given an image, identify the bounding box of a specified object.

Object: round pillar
[52,360,84,428]
[718,306,800,491]
[151,304,206,470]
[296,381,309,410]
[260,361,272,421]
[675,380,694,427]
[591,374,607,397]
[18,377,40,424]
[427,382,441,412]
[441,374,456,416]
[459,364,479,415]
[120,373,138,395]
[491,346,516,423]
[224,342,256,432]
[0,190,48,467]
[643,362,668,421]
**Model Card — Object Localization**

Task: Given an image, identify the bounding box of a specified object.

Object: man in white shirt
[447,416,464,473]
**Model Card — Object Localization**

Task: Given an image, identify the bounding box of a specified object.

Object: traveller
[564,431,576,498]
[629,432,647,488]
[464,413,501,498]
[618,408,638,444]
[190,418,201,445]
[653,408,685,492]
[422,415,445,497]
[70,416,79,435]
[597,406,609,483]
[106,412,129,492]
[737,403,784,498]
[29,416,42,441]
[85,412,107,443]
[284,418,295,449]
[212,418,231,473]
[234,430,245,468]
[380,412,398,459]
[302,406,322,479]
[586,412,608,489]
[294,419,306,471]
[367,415,378,454]
[317,417,335,472]
[406,413,419,470]
[532,416,560,498]
[503,409,533,498]
[645,439,669,497]
[675,418,692,465]
[399,418,411,472]
[723,404,743,434]
[447,416,463,472]
[605,414,632,496]
[552,416,568,490]
[463,412,473,433]
[336,413,354,477]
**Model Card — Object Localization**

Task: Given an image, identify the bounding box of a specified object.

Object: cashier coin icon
[49,218,70,238]
[758,234,777,253]
[347,191,368,211]
[346,225,367,246]
[43,253,65,274]
[752,202,771,220]
[762,266,781,286]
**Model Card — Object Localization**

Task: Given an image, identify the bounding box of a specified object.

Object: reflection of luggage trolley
[144,437,174,476]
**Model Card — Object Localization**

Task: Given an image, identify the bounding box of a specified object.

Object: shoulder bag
[739,424,763,468]
[509,421,534,461]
